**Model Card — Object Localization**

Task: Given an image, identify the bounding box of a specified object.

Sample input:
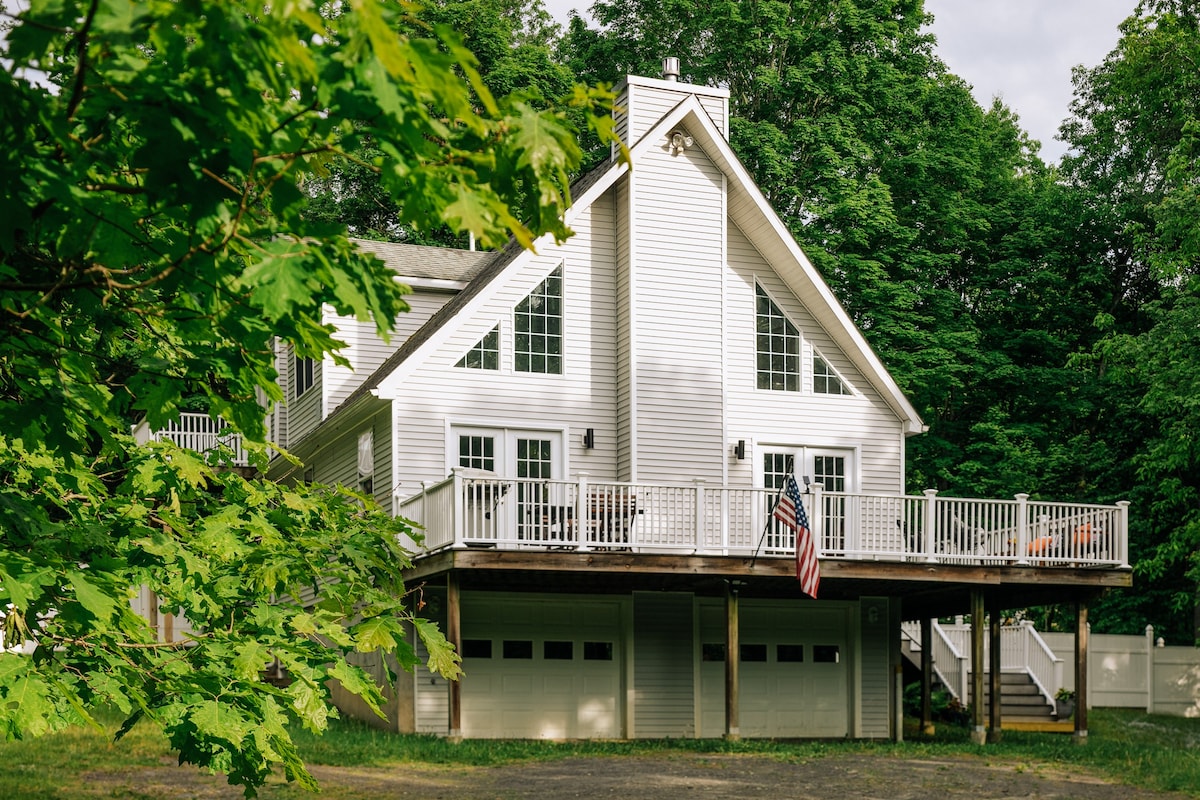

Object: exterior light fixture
[584,428,595,449]
[668,130,693,155]
[734,440,746,460]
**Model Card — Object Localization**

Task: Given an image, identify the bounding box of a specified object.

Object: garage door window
[813,644,840,663]
[776,644,804,662]
[701,643,725,662]
[543,641,573,660]
[739,644,768,662]
[462,639,492,658]
[503,640,533,659]
[583,641,613,660]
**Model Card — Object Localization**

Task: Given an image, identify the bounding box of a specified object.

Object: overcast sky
[545,0,1139,164]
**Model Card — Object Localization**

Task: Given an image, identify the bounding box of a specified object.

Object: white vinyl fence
[1044,625,1200,717]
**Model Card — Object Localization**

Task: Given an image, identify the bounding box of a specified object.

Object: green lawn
[1,708,1196,798]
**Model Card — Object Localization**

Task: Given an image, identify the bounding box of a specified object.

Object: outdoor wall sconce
[734,439,746,460]
[583,428,595,449]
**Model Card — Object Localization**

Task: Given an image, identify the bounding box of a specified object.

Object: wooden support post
[725,582,740,741]
[1075,599,1088,743]
[447,571,462,742]
[970,590,986,745]
[987,595,1002,743]
[920,617,935,735]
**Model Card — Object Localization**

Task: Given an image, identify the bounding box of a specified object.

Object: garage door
[459,593,623,738]
[699,600,850,737]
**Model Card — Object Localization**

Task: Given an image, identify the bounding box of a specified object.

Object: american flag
[773,474,820,598]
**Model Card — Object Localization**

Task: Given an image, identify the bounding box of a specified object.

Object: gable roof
[300,88,924,450]
[351,238,492,282]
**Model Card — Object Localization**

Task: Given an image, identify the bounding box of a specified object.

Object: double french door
[761,447,853,555]
[454,427,564,541]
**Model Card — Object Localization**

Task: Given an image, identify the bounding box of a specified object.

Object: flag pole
[749,456,794,569]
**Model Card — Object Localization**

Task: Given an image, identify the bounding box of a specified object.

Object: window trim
[514,263,564,375]
[294,353,315,398]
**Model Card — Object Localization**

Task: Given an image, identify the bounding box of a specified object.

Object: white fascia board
[371,160,629,401]
[392,275,468,293]
[632,97,925,434]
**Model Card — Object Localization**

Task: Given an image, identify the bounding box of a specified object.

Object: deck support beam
[920,617,935,735]
[724,582,740,740]
[447,571,462,742]
[970,589,986,744]
[1075,599,1089,743]
[987,593,1003,742]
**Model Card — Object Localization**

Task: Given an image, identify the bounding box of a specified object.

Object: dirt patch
[82,752,1196,799]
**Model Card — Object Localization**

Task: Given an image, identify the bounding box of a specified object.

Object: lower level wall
[331,589,896,740]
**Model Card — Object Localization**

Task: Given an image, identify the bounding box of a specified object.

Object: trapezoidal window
[813,354,853,395]
[515,265,563,374]
[756,284,800,391]
[455,324,500,370]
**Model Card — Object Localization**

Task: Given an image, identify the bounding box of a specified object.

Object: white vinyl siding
[386,199,619,498]
[620,79,729,146]
[269,340,289,448]
[858,598,892,738]
[299,408,391,507]
[725,222,905,494]
[632,592,694,737]
[323,291,455,412]
[631,139,726,484]
[614,179,634,481]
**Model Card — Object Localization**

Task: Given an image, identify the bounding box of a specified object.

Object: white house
[252,64,1131,742]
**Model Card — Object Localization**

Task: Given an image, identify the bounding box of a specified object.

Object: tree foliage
[0,0,617,792]
[1058,0,1200,638]
[302,0,582,244]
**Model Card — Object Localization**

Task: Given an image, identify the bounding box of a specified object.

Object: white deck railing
[396,472,1130,569]
[902,620,969,702]
[143,413,249,466]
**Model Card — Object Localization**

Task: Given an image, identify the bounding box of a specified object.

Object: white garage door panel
[698,600,850,738]
[459,593,622,738]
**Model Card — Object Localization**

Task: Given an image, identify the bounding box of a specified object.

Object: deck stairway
[977,671,1056,722]
[901,620,1064,727]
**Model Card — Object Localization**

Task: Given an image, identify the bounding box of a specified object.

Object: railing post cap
[1015,492,1030,501]
[923,488,938,498]
[1145,624,1154,635]
[1117,500,1131,508]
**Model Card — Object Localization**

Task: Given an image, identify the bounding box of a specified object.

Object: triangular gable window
[455,324,500,370]
[756,284,800,391]
[813,354,853,396]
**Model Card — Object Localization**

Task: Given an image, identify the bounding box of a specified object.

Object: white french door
[760,446,854,556]
[452,427,564,541]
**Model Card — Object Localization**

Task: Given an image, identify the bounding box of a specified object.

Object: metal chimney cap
[662,57,680,82]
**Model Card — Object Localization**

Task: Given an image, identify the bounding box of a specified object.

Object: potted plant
[1054,687,1076,719]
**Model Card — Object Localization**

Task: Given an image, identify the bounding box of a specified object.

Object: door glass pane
[813,455,846,553]
[459,435,495,471]
[517,438,553,540]
[763,452,794,552]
